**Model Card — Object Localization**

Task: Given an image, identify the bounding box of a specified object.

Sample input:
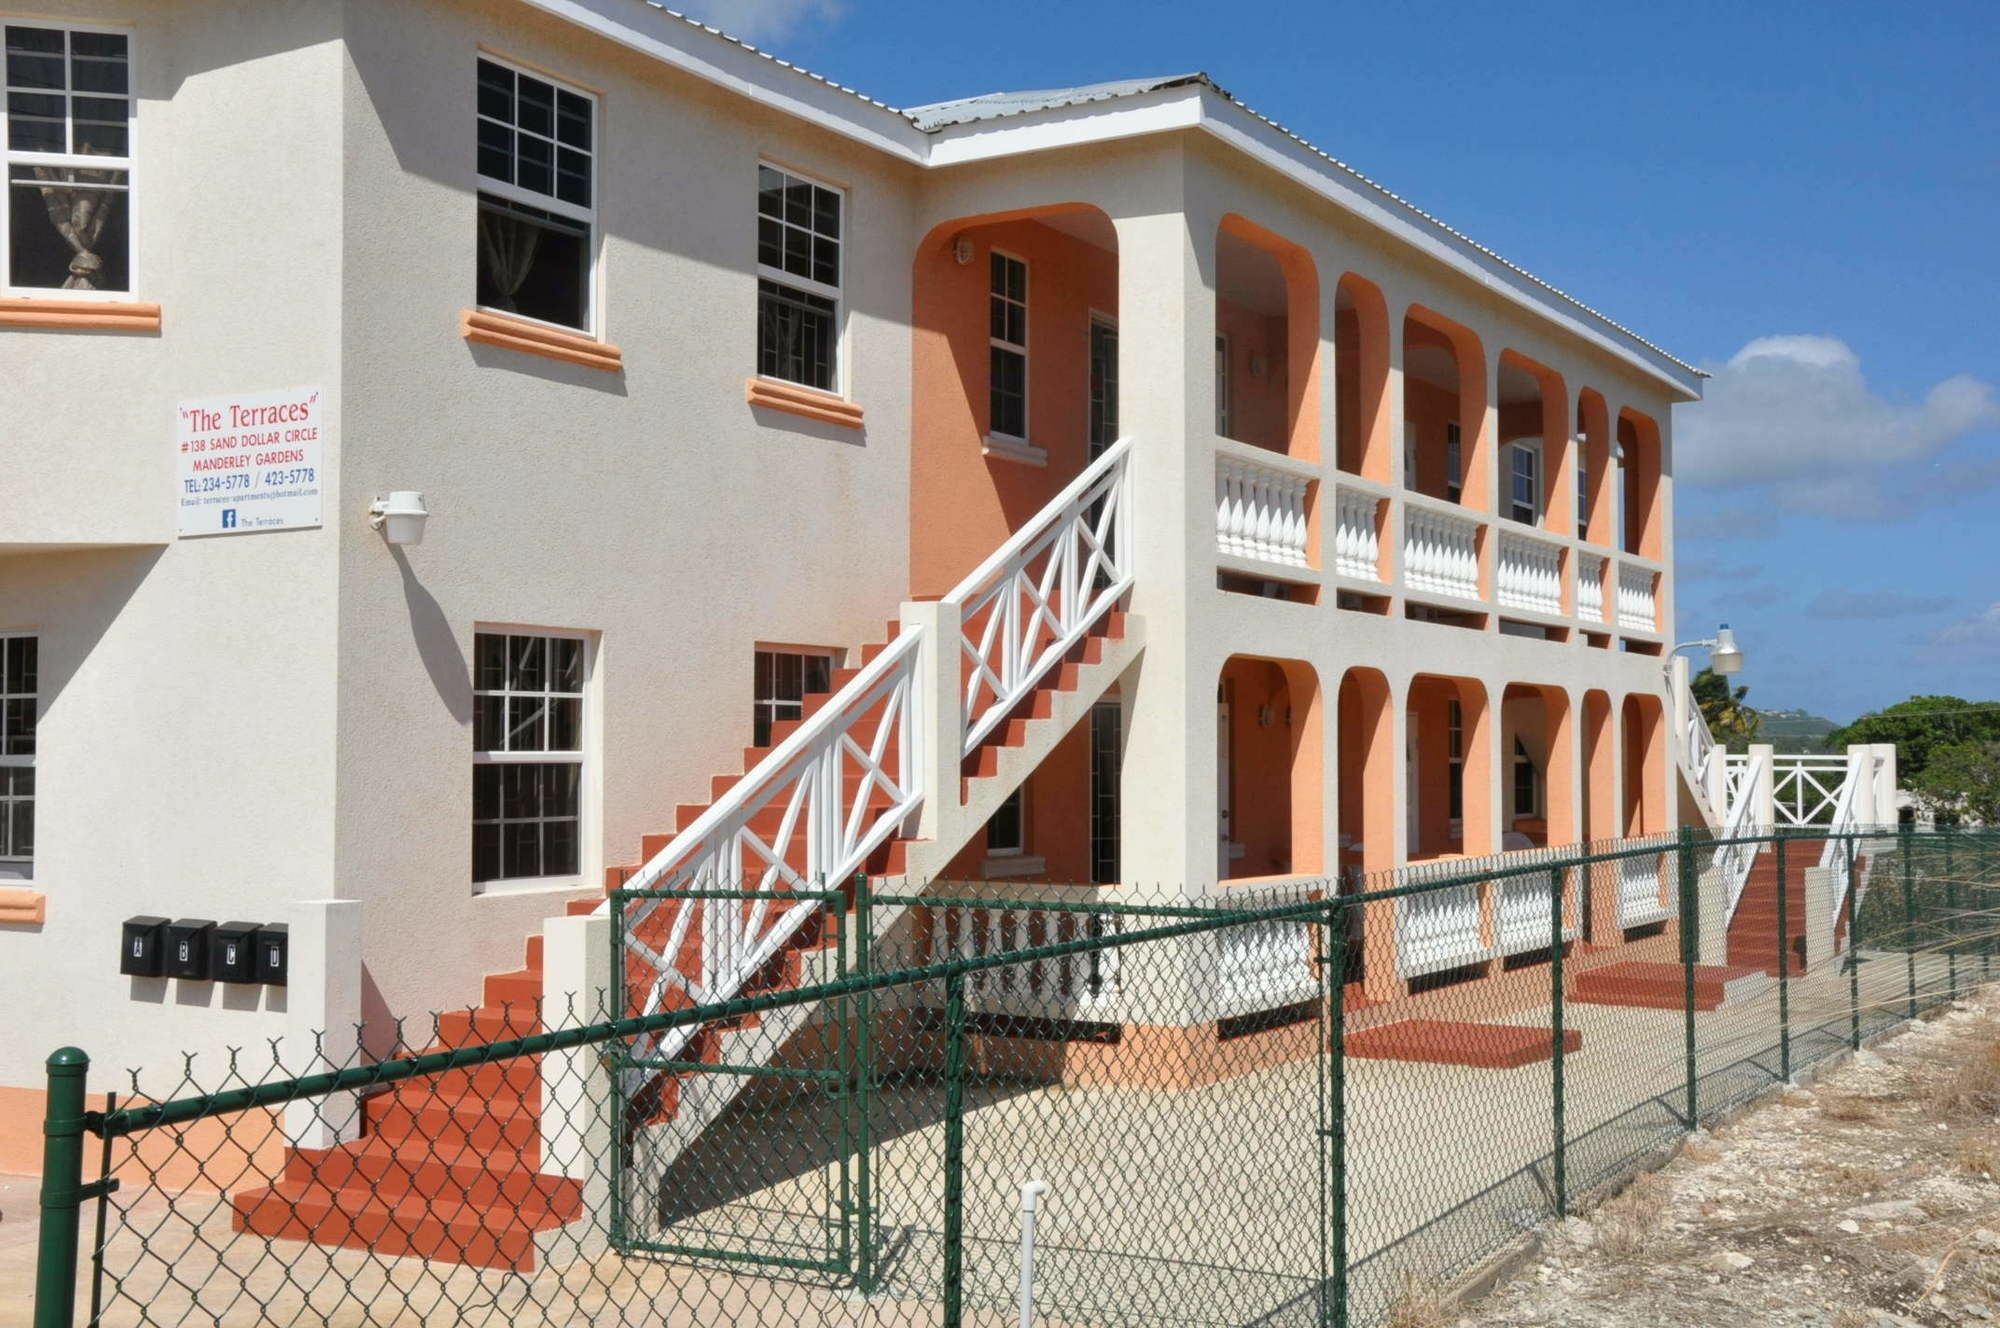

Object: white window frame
[471,626,594,894]
[986,247,1029,441]
[1575,439,1591,538]
[754,158,846,396]
[1512,737,1540,819]
[1215,332,1233,438]
[3,18,136,300]
[1507,438,1542,526]
[986,784,1026,857]
[752,645,836,749]
[473,51,599,336]
[0,632,35,881]
[1446,697,1464,842]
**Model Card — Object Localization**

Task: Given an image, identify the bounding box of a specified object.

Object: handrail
[1717,747,1768,922]
[943,436,1133,607]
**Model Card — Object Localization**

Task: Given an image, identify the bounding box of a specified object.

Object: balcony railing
[1402,501,1481,601]
[1331,485,1383,581]
[1616,564,1658,633]
[1577,552,1607,625]
[1215,452,1310,570]
[1495,530,1563,617]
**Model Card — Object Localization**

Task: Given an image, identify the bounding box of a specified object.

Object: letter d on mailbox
[253,923,288,986]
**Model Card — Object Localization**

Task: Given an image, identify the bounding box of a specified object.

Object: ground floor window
[0,634,34,879]
[473,630,585,886]
[1089,700,1121,884]
[753,648,833,749]
[986,784,1025,857]
[1512,736,1539,819]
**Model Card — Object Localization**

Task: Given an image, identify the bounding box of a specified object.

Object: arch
[1405,673,1495,859]
[910,203,1121,597]
[1616,407,1664,560]
[1575,389,1612,546]
[1402,305,1490,510]
[1334,273,1391,481]
[1497,350,1569,533]
[1217,655,1324,880]
[1213,214,1321,461]
[1501,683,1575,849]
[1620,692,1667,837]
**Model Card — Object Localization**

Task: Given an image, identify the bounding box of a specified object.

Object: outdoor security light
[367,491,429,546]
[1670,624,1745,676]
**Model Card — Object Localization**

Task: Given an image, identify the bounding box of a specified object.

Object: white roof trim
[528,4,1702,398]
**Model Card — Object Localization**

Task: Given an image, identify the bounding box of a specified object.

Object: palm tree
[1692,667,1760,747]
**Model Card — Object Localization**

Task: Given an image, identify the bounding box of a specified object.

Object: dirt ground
[1445,986,2000,1328]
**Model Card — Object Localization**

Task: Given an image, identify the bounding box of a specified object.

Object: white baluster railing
[1577,552,1606,624]
[1402,502,1481,600]
[1616,851,1671,927]
[1683,694,1720,804]
[1716,747,1769,923]
[950,437,1135,755]
[935,904,1124,1020]
[1770,755,1850,828]
[1616,564,1658,632]
[1332,485,1382,581]
[1496,530,1564,616]
[1215,453,1309,569]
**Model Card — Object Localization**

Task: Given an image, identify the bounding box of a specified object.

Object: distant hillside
[1754,708,1839,753]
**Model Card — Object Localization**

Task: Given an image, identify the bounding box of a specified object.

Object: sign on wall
[175,387,325,537]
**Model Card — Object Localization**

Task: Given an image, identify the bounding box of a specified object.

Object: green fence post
[853,872,876,1297]
[1678,826,1699,1129]
[34,1047,90,1328]
[941,967,966,1328]
[1776,836,1791,1083]
[1324,897,1350,1328]
[1901,824,1918,1019]
[1550,864,1567,1216]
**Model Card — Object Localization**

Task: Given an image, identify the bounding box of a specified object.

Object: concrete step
[1345,1019,1582,1069]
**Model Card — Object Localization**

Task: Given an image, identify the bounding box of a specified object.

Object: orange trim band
[0,887,45,925]
[0,295,160,333]
[745,376,864,429]
[461,309,622,372]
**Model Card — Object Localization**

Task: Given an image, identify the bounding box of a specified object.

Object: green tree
[1908,740,2000,826]
[1825,695,2000,782]
[1691,667,1760,747]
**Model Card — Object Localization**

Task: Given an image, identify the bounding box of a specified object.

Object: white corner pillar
[1847,743,1877,828]
[282,898,363,1149]
[539,909,613,1260]
[902,598,964,844]
[1750,742,1777,828]
[1668,654,1691,768]
[1873,743,1899,829]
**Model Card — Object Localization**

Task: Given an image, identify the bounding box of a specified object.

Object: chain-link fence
[31,827,2000,1327]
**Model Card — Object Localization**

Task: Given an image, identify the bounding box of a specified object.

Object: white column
[902,598,964,843]
[1847,743,1876,827]
[282,899,363,1149]
[538,909,613,1261]
[1668,654,1691,771]
[1751,742,1777,827]
[1873,743,1899,828]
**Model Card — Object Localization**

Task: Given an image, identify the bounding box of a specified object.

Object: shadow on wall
[394,548,470,725]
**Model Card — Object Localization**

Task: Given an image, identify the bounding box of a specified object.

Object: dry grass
[1832,1309,1874,1328]
[1680,1134,1723,1164]
[1819,1093,1884,1122]
[1924,1035,2000,1121]
[1955,1131,1998,1180]
[1812,1161,1890,1199]
[1594,1171,1671,1258]
[1382,1267,1450,1328]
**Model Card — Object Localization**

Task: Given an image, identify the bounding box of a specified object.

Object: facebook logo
[221,509,238,529]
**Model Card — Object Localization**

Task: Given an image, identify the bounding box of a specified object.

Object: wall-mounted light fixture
[952,235,975,265]
[1669,623,1745,676]
[367,491,429,546]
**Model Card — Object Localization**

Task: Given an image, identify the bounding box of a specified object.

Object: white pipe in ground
[1017,1179,1050,1327]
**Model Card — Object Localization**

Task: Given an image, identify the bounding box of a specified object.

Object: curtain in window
[30,166,119,290]
[477,207,542,312]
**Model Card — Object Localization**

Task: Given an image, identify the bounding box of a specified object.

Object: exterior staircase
[1725,840,1820,976]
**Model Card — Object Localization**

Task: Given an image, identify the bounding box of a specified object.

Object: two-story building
[0,0,1708,1180]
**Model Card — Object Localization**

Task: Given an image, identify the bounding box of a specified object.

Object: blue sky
[689,0,2000,723]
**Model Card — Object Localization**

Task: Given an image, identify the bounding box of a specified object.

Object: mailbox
[165,919,215,980]
[120,915,169,977]
[210,921,259,984]
[252,923,288,986]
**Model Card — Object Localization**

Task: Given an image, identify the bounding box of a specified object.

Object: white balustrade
[1616,564,1658,632]
[1577,553,1606,624]
[1396,876,1485,976]
[1616,852,1671,927]
[1215,453,1310,569]
[1496,531,1564,616]
[1401,503,1481,601]
[934,905,1123,1020]
[1332,485,1382,581]
[1496,870,1570,955]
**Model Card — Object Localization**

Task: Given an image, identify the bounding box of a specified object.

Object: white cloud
[1930,603,2000,657]
[1676,335,2000,516]
[673,0,845,43]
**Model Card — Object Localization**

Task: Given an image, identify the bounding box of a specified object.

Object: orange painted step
[231,1176,576,1271]
[283,1138,579,1214]
[434,1004,542,1047]
[482,967,541,1006]
[363,1086,540,1154]
[1345,1019,1582,1069]
[1571,960,1769,1011]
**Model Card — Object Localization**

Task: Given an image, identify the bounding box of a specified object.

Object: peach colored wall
[1222,657,1303,878]
[1215,298,1291,454]
[934,712,1095,883]
[910,212,1117,598]
[1404,379,1462,502]
[1405,675,1458,857]
[0,1085,283,1191]
[1618,408,1665,560]
[1578,390,1613,546]
[1335,274,1392,481]
[1405,308,1491,512]
[1621,694,1666,835]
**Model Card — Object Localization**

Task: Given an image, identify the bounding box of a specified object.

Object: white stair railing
[948,437,1134,755]
[1770,755,1850,827]
[614,437,1137,1070]
[1716,746,1768,923]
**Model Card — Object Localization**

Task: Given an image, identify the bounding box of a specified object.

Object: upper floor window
[1507,439,1541,525]
[988,251,1027,440]
[4,23,131,294]
[475,57,594,331]
[0,635,34,880]
[1575,444,1591,537]
[473,630,585,887]
[1445,423,1463,504]
[756,163,842,392]
[1214,334,1232,437]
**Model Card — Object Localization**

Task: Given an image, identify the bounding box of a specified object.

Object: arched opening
[1337,666,1394,998]
[1403,674,1494,860]
[910,204,1120,597]
[1213,215,1320,460]
[1334,273,1390,481]
[1620,693,1666,836]
[1497,352,1568,532]
[1575,389,1611,545]
[1616,408,1664,559]
[1401,307,1489,509]
[1501,683,1575,849]
[1217,655,1323,880]
[1581,688,1618,940]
